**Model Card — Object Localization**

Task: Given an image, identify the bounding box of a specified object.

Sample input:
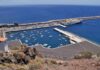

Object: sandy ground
[41,59,100,70]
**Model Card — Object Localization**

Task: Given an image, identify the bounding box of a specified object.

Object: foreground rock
[0,45,40,64]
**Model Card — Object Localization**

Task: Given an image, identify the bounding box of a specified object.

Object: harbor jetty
[54,28,84,44]
[0,16,100,33]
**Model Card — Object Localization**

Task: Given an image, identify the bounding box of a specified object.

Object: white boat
[25,40,28,43]
[43,43,48,46]
[41,35,44,37]
[49,35,53,37]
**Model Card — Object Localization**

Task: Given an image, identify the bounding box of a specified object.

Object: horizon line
[0,4,100,7]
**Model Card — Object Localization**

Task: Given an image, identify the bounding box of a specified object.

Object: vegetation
[96,52,100,57]
[74,51,93,59]
[50,60,57,64]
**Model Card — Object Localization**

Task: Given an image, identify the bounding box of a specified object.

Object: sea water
[1,5,100,47]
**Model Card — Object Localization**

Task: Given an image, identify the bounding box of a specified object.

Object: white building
[0,37,9,52]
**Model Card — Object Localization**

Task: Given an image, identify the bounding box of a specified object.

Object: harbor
[0,16,100,60]
[0,16,100,49]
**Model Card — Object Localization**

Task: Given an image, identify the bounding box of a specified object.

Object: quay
[54,28,84,44]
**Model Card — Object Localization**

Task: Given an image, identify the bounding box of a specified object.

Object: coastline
[0,16,100,46]
[0,16,100,61]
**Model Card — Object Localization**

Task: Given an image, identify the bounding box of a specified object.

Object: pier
[54,28,100,46]
[59,24,67,27]
[54,28,84,44]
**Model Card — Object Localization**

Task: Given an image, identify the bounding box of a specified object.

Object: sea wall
[0,18,81,32]
[0,16,100,37]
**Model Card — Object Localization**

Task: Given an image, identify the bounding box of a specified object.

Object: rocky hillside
[0,45,100,70]
[0,57,100,70]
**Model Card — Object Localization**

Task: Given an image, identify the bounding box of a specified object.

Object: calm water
[1,5,100,47]
[7,27,70,48]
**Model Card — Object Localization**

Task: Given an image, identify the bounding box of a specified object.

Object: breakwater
[0,16,100,39]
[0,19,81,33]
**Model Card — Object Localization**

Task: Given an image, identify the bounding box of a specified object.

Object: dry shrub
[80,51,93,59]
[16,68,26,70]
[50,60,57,65]
[29,64,41,70]
[96,52,100,57]
[74,55,82,59]
[29,57,44,70]
[74,51,93,59]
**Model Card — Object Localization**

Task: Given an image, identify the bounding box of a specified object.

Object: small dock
[54,28,84,44]
[59,24,67,27]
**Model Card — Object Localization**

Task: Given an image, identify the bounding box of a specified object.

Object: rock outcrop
[0,45,39,64]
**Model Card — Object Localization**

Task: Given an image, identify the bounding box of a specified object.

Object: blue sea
[0,5,100,48]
